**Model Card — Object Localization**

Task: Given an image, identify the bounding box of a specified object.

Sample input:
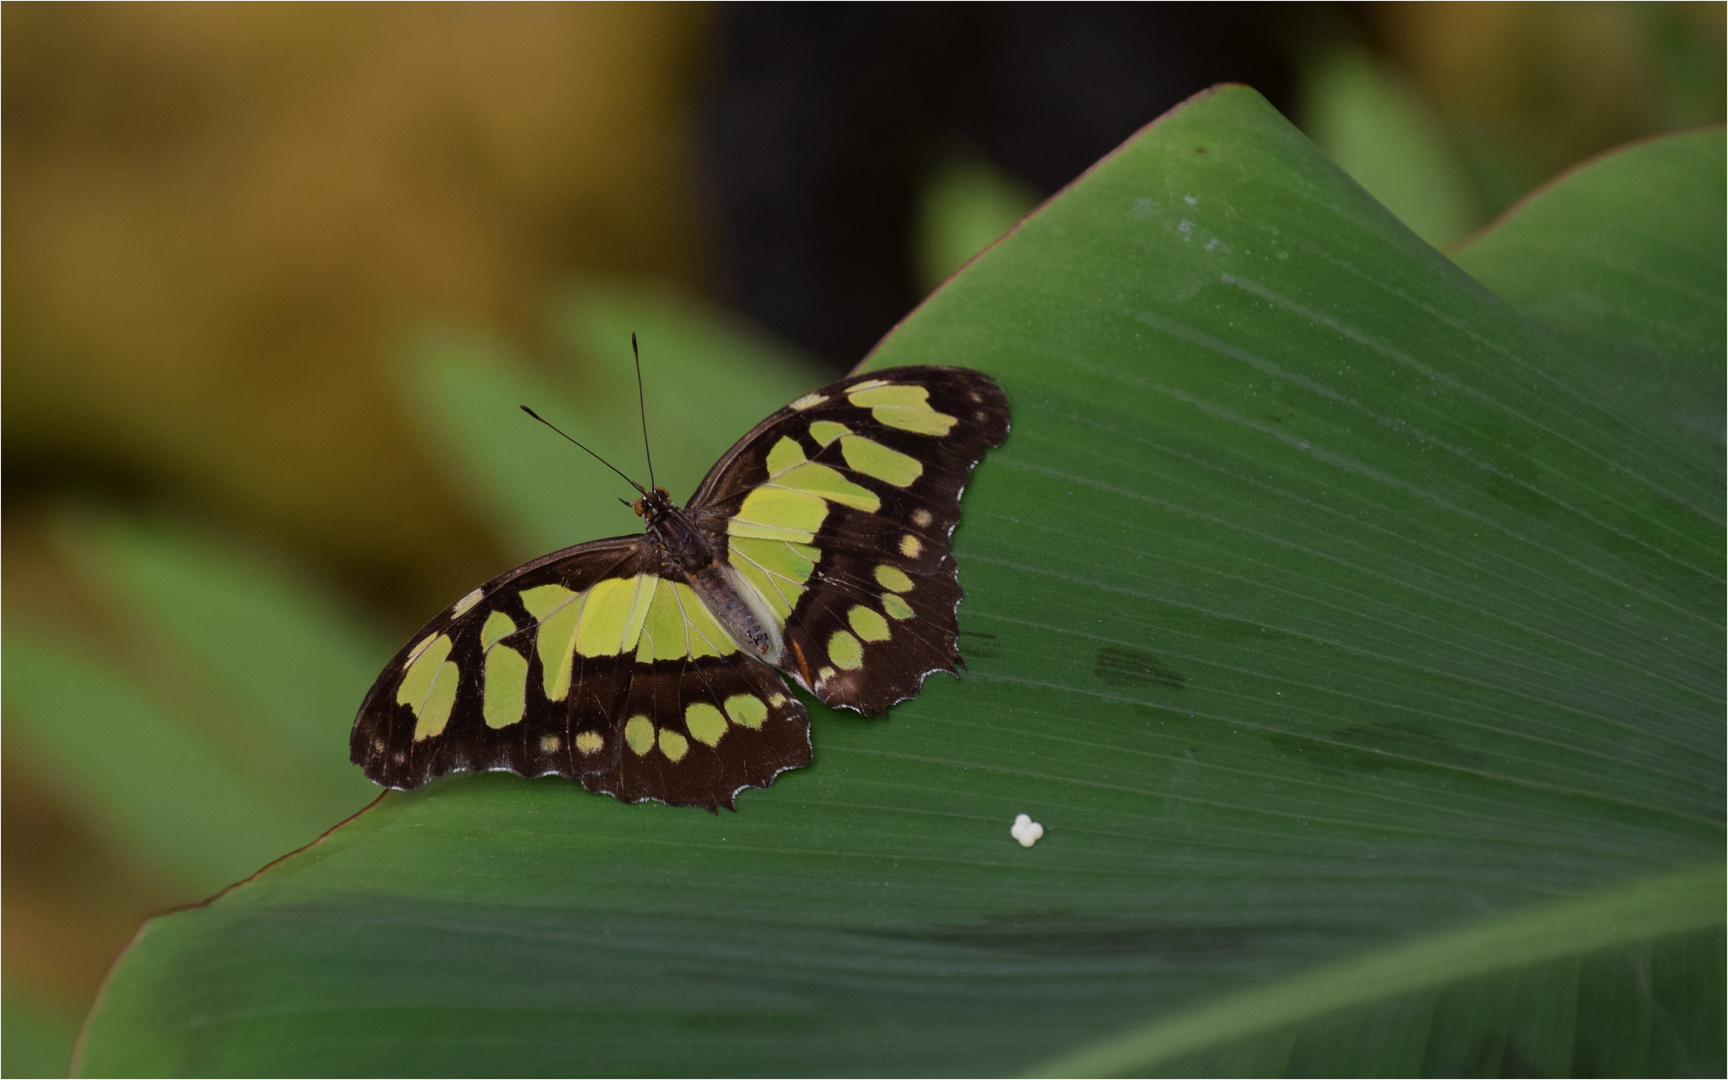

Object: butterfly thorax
[636,486,783,665]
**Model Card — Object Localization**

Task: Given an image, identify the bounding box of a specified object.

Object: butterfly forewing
[687,366,1010,714]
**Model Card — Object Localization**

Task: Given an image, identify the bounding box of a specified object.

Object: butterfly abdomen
[689,561,781,663]
[644,496,784,665]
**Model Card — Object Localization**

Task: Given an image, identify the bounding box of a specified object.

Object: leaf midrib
[1028,861,1726,1077]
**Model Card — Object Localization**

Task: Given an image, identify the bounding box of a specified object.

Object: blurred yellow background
[6,4,710,613]
[4,3,1722,1072]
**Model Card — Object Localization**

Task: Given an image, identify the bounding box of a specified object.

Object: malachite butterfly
[351,365,1010,810]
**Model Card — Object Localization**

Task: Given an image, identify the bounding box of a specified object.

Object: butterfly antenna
[518,406,646,495]
[632,332,657,491]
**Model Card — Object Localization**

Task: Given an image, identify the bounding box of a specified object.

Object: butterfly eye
[655,487,669,499]
[632,499,645,516]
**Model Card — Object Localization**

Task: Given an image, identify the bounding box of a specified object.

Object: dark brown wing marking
[589,653,810,811]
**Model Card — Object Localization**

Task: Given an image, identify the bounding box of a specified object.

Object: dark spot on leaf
[1482,470,1557,520]
[1264,722,1484,777]
[878,912,1349,962]
[1461,1030,1543,1078]
[1096,647,1185,690]
[1155,607,1287,644]
[958,629,997,661]
[1330,721,1486,769]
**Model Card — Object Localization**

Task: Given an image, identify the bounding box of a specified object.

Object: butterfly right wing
[350,536,810,809]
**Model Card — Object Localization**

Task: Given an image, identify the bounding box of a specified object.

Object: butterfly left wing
[684,365,1010,714]
[351,538,810,810]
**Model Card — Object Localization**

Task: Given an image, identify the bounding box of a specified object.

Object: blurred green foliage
[6,514,388,895]
[1302,51,1484,248]
[406,283,824,561]
[1,992,79,1079]
[915,155,1040,293]
[1359,3,1725,218]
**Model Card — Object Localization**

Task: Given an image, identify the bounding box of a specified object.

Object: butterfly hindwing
[595,649,809,810]
[350,538,811,809]
[777,501,967,714]
[687,365,1010,713]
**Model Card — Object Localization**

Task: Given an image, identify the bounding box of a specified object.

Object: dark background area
[704,5,1296,367]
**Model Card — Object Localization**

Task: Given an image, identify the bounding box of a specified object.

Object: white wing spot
[790,392,828,410]
[1011,814,1045,847]
[404,635,435,665]
[452,587,485,617]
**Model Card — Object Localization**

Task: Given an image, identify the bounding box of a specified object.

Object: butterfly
[350,364,1010,810]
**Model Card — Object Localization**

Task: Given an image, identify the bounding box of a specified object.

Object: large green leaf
[73,88,1723,1076]
[3,988,82,1080]
[1026,124,1727,1077]
[1036,864,1724,1076]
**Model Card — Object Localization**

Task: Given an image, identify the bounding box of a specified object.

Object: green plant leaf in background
[72,87,1723,1076]
[915,154,1040,293]
[1452,128,1726,444]
[6,634,307,895]
[2,990,82,1079]
[71,513,386,820]
[4,514,387,894]
[1301,50,1484,249]
[404,283,823,561]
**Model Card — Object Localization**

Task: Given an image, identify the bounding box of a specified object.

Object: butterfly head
[632,486,674,526]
